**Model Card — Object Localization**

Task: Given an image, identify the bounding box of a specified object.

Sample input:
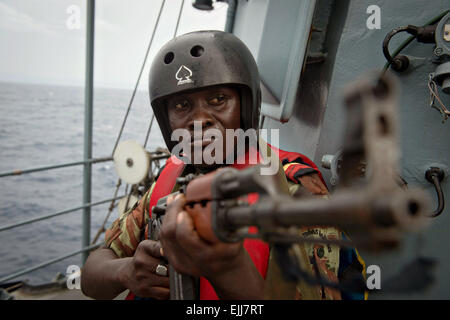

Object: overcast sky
[0,0,227,89]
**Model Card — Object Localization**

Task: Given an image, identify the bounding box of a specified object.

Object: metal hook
[425,167,445,217]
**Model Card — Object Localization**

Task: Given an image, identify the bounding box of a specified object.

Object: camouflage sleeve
[104,183,155,258]
[265,164,348,299]
[285,163,367,299]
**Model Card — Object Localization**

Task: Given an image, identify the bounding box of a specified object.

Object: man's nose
[187,105,214,131]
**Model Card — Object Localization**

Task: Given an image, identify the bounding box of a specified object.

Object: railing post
[82,0,95,265]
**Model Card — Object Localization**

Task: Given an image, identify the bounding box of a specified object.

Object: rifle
[182,73,429,247]
[149,174,200,300]
[149,73,432,298]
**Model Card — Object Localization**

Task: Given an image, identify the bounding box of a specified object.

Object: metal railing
[0,155,123,285]
[0,194,121,233]
[0,157,112,178]
[0,243,102,284]
[0,1,101,285]
[0,0,171,286]
[81,0,96,265]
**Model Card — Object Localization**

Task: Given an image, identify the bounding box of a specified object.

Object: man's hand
[159,193,264,299]
[160,193,243,278]
[119,240,170,299]
[298,172,328,195]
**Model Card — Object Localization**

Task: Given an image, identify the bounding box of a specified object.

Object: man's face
[166,86,241,168]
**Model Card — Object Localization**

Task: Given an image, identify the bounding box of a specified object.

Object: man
[81,31,364,300]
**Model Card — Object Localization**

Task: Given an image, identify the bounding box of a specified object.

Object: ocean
[0,81,165,285]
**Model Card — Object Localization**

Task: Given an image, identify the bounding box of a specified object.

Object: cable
[143,114,155,149]
[428,74,450,122]
[111,0,166,156]
[143,0,184,149]
[91,179,122,244]
[94,0,168,247]
[382,25,416,72]
[382,10,450,74]
[173,0,185,38]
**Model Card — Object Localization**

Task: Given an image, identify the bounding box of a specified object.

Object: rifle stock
[150,192,199,300]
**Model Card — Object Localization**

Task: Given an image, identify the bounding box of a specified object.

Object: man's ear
[292,185,314,198]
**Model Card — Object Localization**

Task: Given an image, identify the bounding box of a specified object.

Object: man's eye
[174,101,189,112]
[209,95,227,105]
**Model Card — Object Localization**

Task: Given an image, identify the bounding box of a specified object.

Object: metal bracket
[425,167,446,217]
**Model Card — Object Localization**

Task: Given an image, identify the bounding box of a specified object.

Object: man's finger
[146,286,170,300]
[175,210,204,250]
[143,273,170,287]
[163,193,186,231]
[312,178,328,195]
[299,174,328,195]
[167,193,176,205]
[300,178,319,192]
[167,193,185,206]
[140,240,164,258]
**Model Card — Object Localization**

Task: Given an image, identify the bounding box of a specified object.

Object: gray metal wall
[234,0,450,299]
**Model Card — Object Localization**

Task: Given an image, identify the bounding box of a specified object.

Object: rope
[93,0,185,245]
[91,179,122,244]
[111,0,166,156]
[143,114,155,149]
[173,0,185,38]
[142,0,184,149]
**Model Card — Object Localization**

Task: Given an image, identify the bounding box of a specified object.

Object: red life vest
[125,144,321,300]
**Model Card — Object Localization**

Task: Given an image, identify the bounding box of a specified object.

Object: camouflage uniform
[104,160,366,300]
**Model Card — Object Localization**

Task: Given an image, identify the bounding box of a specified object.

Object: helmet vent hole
[164,52,174,64]
[190,45,204,57]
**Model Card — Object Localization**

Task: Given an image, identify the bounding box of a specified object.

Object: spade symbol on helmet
[176,65,194,86]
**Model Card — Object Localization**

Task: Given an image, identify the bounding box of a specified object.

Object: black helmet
[149,30,261,151]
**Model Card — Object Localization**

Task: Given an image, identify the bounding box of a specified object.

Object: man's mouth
[191,137,214,148]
